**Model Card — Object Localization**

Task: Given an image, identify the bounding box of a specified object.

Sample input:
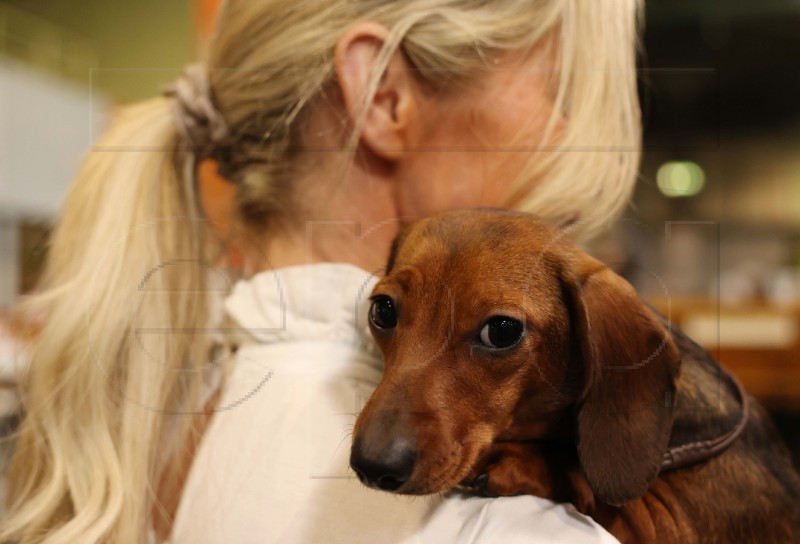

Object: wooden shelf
[648,297,800,411]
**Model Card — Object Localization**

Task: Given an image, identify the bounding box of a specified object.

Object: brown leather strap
[660,366,749,472]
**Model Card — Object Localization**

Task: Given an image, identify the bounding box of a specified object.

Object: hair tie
[164,63,230,156]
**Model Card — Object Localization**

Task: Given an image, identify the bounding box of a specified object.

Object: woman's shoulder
[171,263,618,544]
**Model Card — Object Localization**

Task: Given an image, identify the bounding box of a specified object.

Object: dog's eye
[479,317,523,349]
[369,295,397,329]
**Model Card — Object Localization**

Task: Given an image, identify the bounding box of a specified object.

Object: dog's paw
[464,441,598,514]
[471,442,556,498]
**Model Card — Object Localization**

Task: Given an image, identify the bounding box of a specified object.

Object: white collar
[225,263,380,355]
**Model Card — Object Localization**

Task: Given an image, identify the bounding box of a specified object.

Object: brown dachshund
[350,209,800,544]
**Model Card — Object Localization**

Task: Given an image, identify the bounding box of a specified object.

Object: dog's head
[350,209,680,505]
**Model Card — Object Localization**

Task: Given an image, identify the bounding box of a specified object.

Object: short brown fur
[351,209,800,544]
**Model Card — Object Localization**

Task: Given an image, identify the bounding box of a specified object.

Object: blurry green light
[657,161,706,198]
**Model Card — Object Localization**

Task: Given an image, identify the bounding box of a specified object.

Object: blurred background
[0,1,798,457]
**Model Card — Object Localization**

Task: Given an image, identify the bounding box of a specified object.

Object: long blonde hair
[2,0,642,542]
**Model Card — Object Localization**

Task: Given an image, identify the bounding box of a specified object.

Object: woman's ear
[334,22,419,160]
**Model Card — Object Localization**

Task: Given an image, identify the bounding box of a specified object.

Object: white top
[170,263,620,544]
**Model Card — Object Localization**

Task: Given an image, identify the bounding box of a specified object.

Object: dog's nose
[350,436,417,491]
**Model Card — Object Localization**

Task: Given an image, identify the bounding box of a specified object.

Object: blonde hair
[2,0,642,542]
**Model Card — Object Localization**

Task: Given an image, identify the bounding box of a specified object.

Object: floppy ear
[561,254,681,506]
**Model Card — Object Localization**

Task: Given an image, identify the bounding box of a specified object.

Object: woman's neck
[255,222,396,274]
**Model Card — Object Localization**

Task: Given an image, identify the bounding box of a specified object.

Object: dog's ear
[560,253,680,506]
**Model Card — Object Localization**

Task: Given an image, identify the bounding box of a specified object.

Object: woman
[2,0,641,542]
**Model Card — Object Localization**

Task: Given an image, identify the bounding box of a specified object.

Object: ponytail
[2,98,218,543]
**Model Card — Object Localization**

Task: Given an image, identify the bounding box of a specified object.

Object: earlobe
[334,23,418,160]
